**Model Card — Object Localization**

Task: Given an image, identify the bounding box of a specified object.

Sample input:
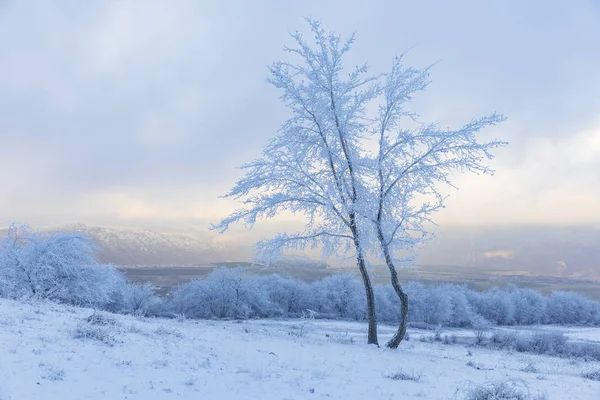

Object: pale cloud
[0,0,599,238]
[484,250,514,259]
[436,120,600,225]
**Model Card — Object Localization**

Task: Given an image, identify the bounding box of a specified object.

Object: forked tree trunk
[377,226,409,349]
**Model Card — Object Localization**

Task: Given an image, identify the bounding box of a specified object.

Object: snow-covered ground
[1,299,599,400]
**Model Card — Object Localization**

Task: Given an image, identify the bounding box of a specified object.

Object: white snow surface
[1,299,599,400]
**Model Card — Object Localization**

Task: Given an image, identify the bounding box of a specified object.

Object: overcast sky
[1,0,599,238]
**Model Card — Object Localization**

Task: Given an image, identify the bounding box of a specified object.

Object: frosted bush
[170,267,270,319]
[463,380,547,400]
[0,225,123,308]
[72,323,118,346]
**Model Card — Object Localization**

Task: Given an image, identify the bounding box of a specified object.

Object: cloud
[484,250,514,259]
[0,0,599,235]
[436,120,600,224]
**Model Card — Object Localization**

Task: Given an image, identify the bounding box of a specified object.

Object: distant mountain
[58,224,252,266]
[1,223,598,280]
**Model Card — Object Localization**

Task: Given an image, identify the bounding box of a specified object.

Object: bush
[258,274,314,317]
[86,311,117,326]
[546,292,597,325]
[312,274,366,320]
[170,267,270,319]
[0,225,123,308]
[472,315,492,344]
[527,332,567,355]
[479,329,600,361]
[3,225,599,331]
[581,369,600,381]
[108,281,159,316]
[463,380,547,400]
[72,323,118,346]
[385,370,421,382]
[160,270,600,329]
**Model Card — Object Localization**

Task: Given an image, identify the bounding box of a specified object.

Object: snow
[1,298,599,400]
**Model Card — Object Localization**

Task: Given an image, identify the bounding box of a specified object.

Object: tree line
[1,226,598,329]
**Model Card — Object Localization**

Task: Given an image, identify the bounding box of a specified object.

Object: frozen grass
[85,311,117,326]
[385,370,421,382]
[71,312,122,346]
[485,331,600,361]
[39,363,66,381]
[72,322,118,346]
[581,369,600,381]
[463,380,547,400]
[154,325,184,338]
[1,298,599,400]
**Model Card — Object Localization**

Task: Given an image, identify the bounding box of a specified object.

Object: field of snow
[1,299,599,400]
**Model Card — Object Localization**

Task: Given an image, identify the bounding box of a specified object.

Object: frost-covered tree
[313,274,366,320]
[111,281,159,316]
[258,274,313,317]
[171,268,270,319]
[507,285,547,325]
[366,56,505,347]
[547,291,597,325]
[213,20,382,344]
[0,224,122,307]
[468,288,515,325]
[213,19,505,346]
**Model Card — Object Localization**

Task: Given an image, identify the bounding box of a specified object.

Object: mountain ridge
[0,223,598,280]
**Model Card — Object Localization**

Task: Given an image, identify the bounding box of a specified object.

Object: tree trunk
[357,252,378,345]
[351,218,378,346]
[377,227,408,349]
[385,266,408,349]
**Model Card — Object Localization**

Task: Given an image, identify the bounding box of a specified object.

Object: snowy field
[1,299,599,400]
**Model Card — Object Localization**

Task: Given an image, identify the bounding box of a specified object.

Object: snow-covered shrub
[170,267,270,319]
[526,331,567,355]
[422,285,453,326]
[86,311,118,326]
[109,281,159,316]
[468,288,515,325]
[72,322,118,346]
[404,282,460,327]
[482,329,600,360]
[446,285,476,327]
[558,342,600,361]
[154,325,183,338]
[489,331,520,349]
[463,380,547,400]
[374,284,400,323]
[385,370,421,382]
[170,279,211,318]
[508,286,548,325]
[258,274,314,317]
[0,225,123,307]
[471,315,492,344]
[546,291,597,325]
[289,310,317,337]
[311,274,366,320]
[581,369,600,381]
[404,281,428,325]
[160,269,600,328]
[39,364,66,381]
